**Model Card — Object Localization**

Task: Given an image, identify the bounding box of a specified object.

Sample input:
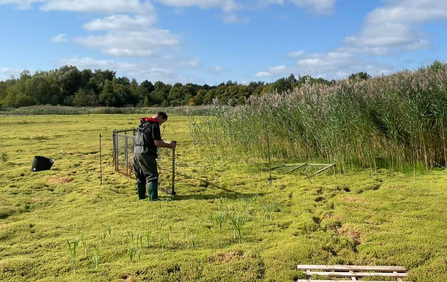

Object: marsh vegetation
[0,107,446,281]
[193,62,447,172]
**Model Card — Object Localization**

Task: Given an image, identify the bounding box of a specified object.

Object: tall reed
[192,62,447,170]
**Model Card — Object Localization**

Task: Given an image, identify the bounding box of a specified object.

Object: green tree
[127,78,141,106]
[15,93,35,107]
[73,88,98,107]
[2,87,18,107]
[87,69,116,95]
[151,81,171,106]
[141,80,154,94]
[237,85,252,105]
[56,66,82,103]
[348,72,371,80]
[249,81,266,96]
[0,81,7,106]
[203,89,216,105]
[194,89,207,106]
[168,82,183,106]
[99,80,116,106]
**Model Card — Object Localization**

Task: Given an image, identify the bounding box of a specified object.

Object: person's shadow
[165,180,266,201]
[172,191,265,201]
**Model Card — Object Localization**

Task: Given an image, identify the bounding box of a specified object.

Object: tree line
[0,65,370,108]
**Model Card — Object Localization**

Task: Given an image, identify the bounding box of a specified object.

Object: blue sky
[0,0,446,85]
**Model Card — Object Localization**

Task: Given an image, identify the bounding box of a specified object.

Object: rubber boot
[137,183,146,199]
[148,182,160,201]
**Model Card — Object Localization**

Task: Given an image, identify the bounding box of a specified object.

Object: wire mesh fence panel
[112,129,176,193]
[115,133,134,176]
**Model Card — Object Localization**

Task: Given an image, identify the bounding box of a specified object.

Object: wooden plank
[287,163,308,173]
[297,280,412,282]
[297,265,406,272]
[307,163,336,178]
[308,271,407,277]
[282,163,330,167]
[116,128,135,134]
[270,164,286,170]
[396,271,403,282]
[116,133,134,138]
[159,187,176,195]
[283,163,306,167]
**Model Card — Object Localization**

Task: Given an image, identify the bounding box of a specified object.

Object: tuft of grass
[67,238,80,273]
[227,210,246,243]
[101,225,111,244]
[91,245,100,269]
[0,152,8,163]
[144,230,152,248]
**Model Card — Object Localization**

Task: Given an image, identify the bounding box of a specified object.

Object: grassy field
[1,114,447,282]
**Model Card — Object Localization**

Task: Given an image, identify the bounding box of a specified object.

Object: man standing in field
[133,112,177,201]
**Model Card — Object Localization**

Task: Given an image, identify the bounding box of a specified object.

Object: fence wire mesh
[112,129,175,193]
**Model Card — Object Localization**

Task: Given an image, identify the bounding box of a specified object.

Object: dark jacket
[134,121,161,157]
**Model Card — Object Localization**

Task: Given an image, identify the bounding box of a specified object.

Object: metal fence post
[100,134,103,185]
[125,136,129,176]
[172,146,175,194]
[112,130,117,170]
[116,133,120,172]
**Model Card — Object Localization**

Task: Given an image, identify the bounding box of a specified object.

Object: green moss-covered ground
[0,114,446,282]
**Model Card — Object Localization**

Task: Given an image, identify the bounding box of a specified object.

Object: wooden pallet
[297,265,411,282]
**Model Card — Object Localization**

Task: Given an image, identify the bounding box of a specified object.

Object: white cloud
[83,15,156,31]
[173,8,186,15]
[345,0,447,52]
[0,67,24,80]
[254,49,393,79]
[255,0,338,14]
[40,0,154,14]
[256,0,284,9]
[345,22,432,51]
[177,58,201,68]
[58,56,201,84]
[59,57,135,71]
[51,33,67,43]
[0,0,155,13]
[76,30,180,57]
[288,0,338,14]
[0,0,38,9]
[270,65,288,72]
[335,46,391,56]
[221,13,250,24]
[153,0,242,13]
[77,15,180,57]
[253,71,271,78]
[285,50,304,58]
[254,0,446,81]
[211,66,224,74]
[366,1,447,24]
[103,48,156,57]
[0,0,241,14]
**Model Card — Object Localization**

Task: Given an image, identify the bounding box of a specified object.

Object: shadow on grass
[159,171,268,201]
[172,192,265,201]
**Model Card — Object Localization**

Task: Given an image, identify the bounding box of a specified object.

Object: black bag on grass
[31,156,54,172]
